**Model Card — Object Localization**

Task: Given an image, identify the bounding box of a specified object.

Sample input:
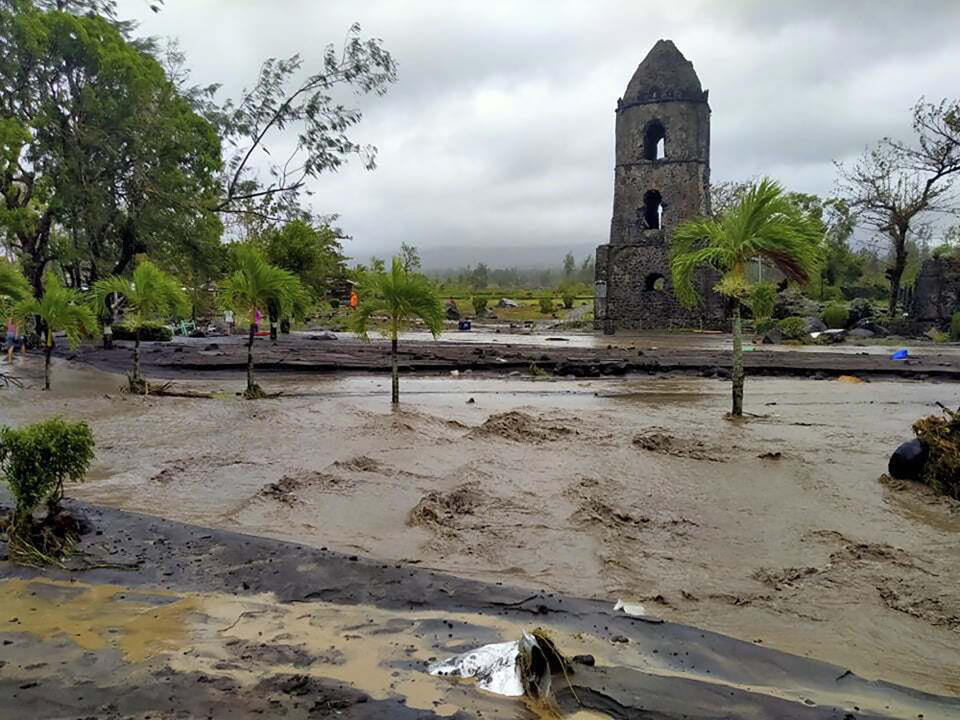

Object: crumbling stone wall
[595,39,725,332]
[911,256,960,323]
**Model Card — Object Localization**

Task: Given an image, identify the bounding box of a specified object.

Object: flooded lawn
[1,356,958,701]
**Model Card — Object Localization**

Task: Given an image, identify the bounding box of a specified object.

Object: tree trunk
[247,322,256,394]
[888,231,908,316]
[391,336,399,406]
[133,330,141,382]
[43,342,52,391]
[731,298,744,417]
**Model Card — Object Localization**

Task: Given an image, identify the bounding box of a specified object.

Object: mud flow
[1,355,959,717]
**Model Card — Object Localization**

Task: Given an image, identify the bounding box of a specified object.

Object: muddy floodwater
[2,355,959,702]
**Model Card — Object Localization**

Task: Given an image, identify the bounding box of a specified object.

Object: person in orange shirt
[350,288,358,310]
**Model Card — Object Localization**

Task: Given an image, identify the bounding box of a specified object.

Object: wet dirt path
[0,355,958,702]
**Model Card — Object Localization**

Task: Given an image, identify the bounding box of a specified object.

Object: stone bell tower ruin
[594,40,724,332]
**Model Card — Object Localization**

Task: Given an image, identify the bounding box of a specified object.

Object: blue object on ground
[891,348,909,360]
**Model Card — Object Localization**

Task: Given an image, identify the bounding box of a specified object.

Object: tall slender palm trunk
[133,329,141,384]
[246,322,256,394]
[43,339,52,391]
[731,299,744,417]
[391,336,399,406]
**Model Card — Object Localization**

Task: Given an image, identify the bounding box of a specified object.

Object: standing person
[5,317,17,363]
[225,308,235,336]
[350,288,359,310]
[255,308,262,331]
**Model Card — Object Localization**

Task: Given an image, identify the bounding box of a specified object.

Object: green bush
[561,290,576,309]
[539,296,556,314]
[778,316,809,341]
[951,311,960,341]
[822,303,849,329]
[112,321,172,342]
[0,418,95,528]
[472,296,488,315]
[748,283,776,321]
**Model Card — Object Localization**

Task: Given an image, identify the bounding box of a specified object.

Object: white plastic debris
[428,631,552,698]
[614,598,647,617]
[429,640,524,696]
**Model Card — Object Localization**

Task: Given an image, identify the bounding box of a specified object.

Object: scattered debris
[912,404,960,499]
[613,599,647,617]
[836,375,864,384]
[758,451,782,460]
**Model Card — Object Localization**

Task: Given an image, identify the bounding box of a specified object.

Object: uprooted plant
[0,418,95,566]
[913,404,960,499]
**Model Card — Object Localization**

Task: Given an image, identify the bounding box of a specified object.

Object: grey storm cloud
[123,0,960,267]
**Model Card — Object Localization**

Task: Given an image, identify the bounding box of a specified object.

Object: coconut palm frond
[0,262,30,303]
[15,275,96,349]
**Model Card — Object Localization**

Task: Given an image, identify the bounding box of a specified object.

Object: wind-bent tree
[837,98,960,314]
[671,178,822,417]
[14,275,96,390]
[218,245,305,399]
[351,257,444,406]
[91,259,189,392]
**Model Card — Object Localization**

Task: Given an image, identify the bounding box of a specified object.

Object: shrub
[330,298,340,309]
[748,283,776,321]
[0,418,95,541]
[538,296,556,314]
[822,303,849,329]
[472,296,488,315]
[561,290,576,309]
[778,316,809,341]
[112,321,172,342]
[951,311,960,341]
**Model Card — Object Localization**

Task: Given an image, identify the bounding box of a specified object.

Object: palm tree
[351,257,444,406]
[14,275,97,391]
[219,245,306,399]
[671,178,822,416]
[91,259,189,392]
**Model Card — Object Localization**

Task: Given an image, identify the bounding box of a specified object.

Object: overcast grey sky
[123,0,960,268]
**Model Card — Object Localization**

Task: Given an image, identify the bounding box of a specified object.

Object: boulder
[773,289,818,320]
[854,318,888,336]
[762,327,783,344]
[497,298,519,308]
[848,298,875,326]
[815,329,846,344]
[805,316,827,334]
[847,327,875,339]
[888,439,928,481]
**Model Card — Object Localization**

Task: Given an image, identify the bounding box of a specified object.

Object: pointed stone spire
[622,39,707,104]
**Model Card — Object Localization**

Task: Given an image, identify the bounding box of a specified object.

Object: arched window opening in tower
[644,189,663,229]
[644,120,666,161]
[644,273,666,292]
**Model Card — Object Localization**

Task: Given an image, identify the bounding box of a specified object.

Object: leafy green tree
[258,219,346,301]
[13,275,96,390]
[671,178,822,416]
[562,252,576,279]
[470,263,489,291]
[0,2,223,294]
[0,261,30,303]
[91,259,189,392]
[400,242,422,273]
[351,257,443,406]
[219,246,306,398]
